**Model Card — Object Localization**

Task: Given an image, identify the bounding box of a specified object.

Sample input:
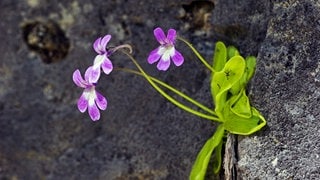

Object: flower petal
[101,57,113,75]
[154,27,166,44]
[167,29,176,43]
[100,35,111,50]
[161,47,173,62]
[93,37,102,54]
[157,58,171,71]
[147,47,161,64]
[93,55,105,68]
[95,91,107,110]
[84,66,93,80]
[93,35,111,54]
[88,103,100,121]
[77,93,88,113]
[171,49,184,66]
[73,69,87,88]
[88,66,101,84]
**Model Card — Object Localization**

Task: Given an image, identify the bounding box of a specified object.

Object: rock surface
[0,0,318,179]
[237,0,320,179]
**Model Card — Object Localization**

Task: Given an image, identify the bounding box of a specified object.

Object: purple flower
[73,67,107,121]
[89,34,114,83]
[147,27,184,71]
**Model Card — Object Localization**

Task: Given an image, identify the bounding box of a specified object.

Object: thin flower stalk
[117,68,217,117]
[177,36,215,73]
[122,51,223,122]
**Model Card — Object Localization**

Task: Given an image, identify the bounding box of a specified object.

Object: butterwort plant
[72,27,266,179]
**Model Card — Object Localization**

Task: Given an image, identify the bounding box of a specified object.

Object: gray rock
[237,0,320,179]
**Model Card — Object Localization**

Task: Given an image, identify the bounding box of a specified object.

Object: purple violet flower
[147,27,184,71]
[73,67,107,121]
[89,34,114,83]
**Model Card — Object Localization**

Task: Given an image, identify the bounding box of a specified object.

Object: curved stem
[177,36,215,73]
[109,44,133,54]
[116,68,217,116]
[121,51,222,122]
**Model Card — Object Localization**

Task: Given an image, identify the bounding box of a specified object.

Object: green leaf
[212,136,224,174]
[229,90,252,118]
[227,46,239,59]
[223,103,266,135]
[245,56,257,82]
[211,56,246,118]
[189,124,225,180]
[229,73,247,95]
[229,56,257,95]
[212,41,227,72]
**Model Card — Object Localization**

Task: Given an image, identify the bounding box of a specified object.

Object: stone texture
[237,0,320,179]
[0,0,318,179]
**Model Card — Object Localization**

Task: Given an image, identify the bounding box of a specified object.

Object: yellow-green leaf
[223,104,266,135]
[211,56,246,118]
[227,46,239,59]
[212,137,223,174]
[229,90,252,118]
[245,56,257,82]
[212,41,227,72]
[189,125,225,180]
